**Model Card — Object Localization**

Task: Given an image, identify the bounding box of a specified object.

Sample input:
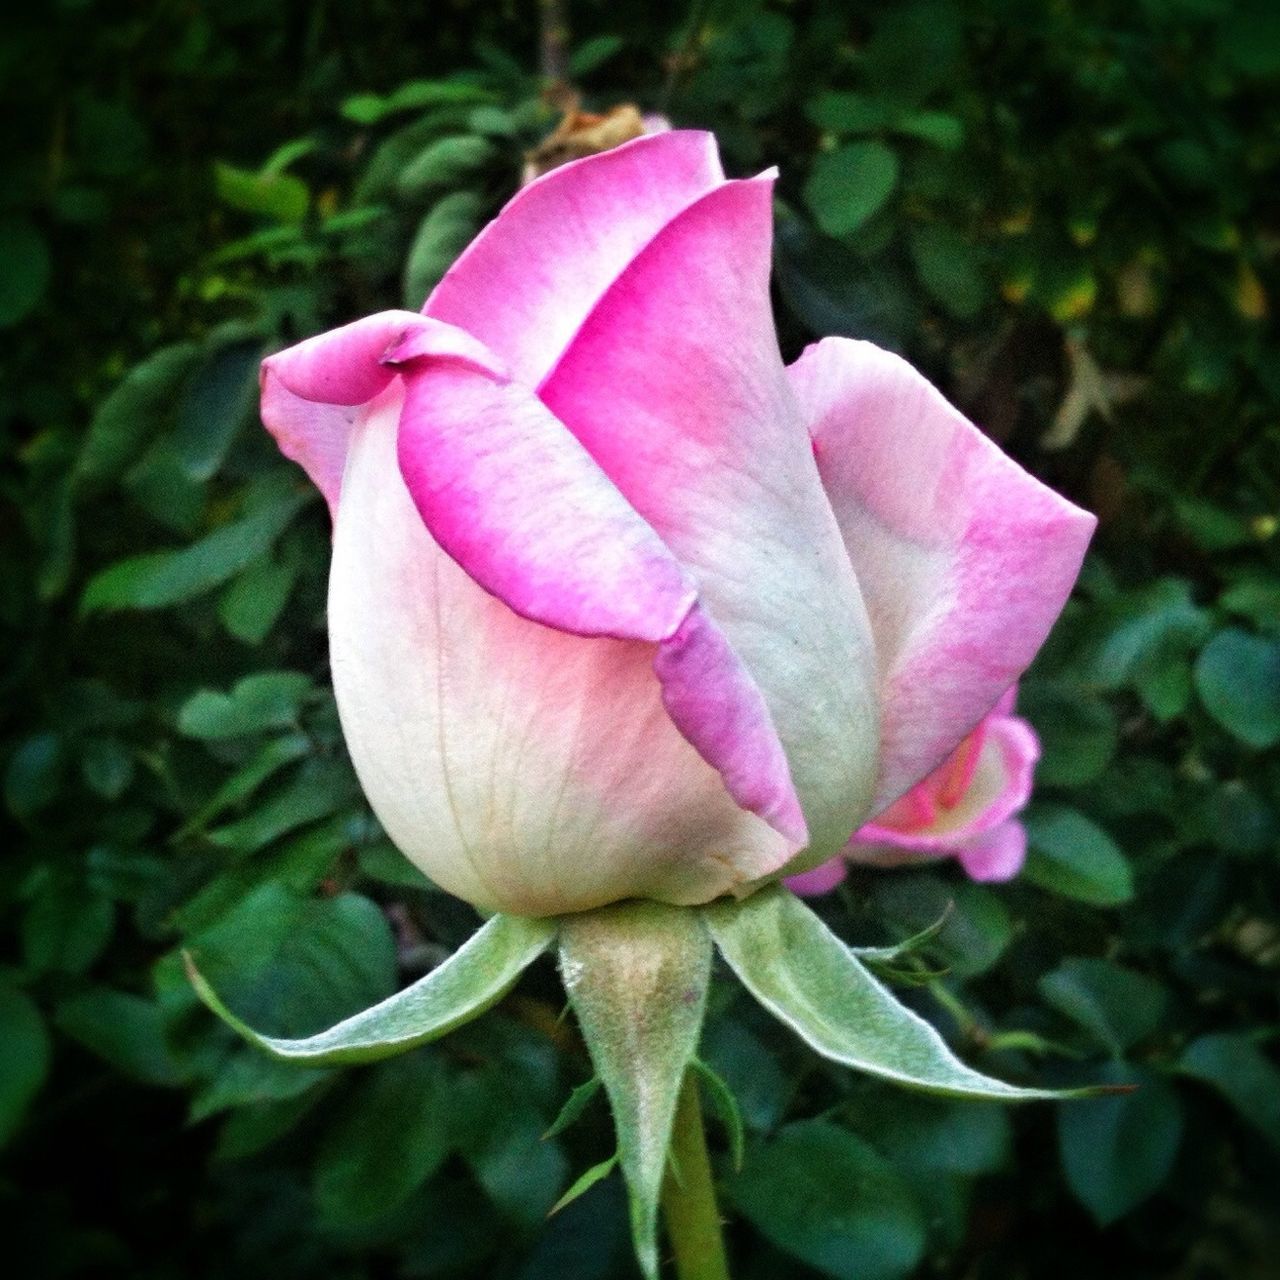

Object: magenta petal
[789,338,1095,812]
[956,821,1027,882]
[541,176,881,866]
[260,309,503,517]
[395,358,805,847]
[396,361,694,643]
[655,604,808,846]
[785,857,849,897]
[425,131,725,386]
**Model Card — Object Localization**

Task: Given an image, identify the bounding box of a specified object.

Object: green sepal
[849,901,954,962]
[558,900,712,1280]
[690,1056,745,1171]
[704,886,1115,1102]
[542,1075,602,1139]
[548,1153,619,1217]
[185,912,556,1065]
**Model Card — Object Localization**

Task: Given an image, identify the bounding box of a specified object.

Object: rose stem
[660,1069,731,1280]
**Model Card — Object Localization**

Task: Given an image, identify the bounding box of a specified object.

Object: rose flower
[259,131,1094,917]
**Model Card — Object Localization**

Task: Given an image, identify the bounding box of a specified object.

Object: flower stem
[660,1069,730,1280]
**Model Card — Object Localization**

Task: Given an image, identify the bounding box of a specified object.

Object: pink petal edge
[260,310,503,518]
[425,131,726,388]
[955,820,1028,882]
[855,711,1040,853]
[789,337,1095,813]
[785,857,849,897]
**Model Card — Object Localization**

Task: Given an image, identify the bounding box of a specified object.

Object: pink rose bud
[259,132,1094,917]
[787,686,1040,895]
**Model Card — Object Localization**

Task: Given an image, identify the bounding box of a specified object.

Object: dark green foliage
[1,1,1277,1277]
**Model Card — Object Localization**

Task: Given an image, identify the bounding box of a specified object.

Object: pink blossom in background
[258,131,1093,917]
[786,687,1040,896]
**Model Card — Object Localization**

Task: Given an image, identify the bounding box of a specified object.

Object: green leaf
[260,137,316,176]
[549,1156,619,1217]
[729,1120,925,1280]
[846,902,954,963]
[1080,579,1210,695]
[1194,629,1280,748]
[1179,1032,1280,1148]
[213,1083,331,1161]
[22,876,114,977]
[55,989,184,1086]
[1220,574,1280,632]
[75,343,201,491]
[175,733,310,838]
[178,672,312,740]
[895,110,964,150]
[705,887,1092,1100]
[568,35,624,76]
[1022,806,1134,906]
[866,1094,1011,1178]
[214,161,309,223]
[80,490,308,613]
[702,1020,789,1133]
[79,736,134,800]
[804,142,899,237]
[558,901,712,1280]
[805,92,896,134]
[218,557,297,645]
[356,840,435,890]
[403,191,484,309]
[340,79,493,125]
[0,986,50,1146]
[1038,958,1168,1054]
[187,910,555,1065]
[397,135,496,197]
[463,1092,569,1225]
[5,732,65,819]
[204,758,358,855]
[175,334,265,481]
[544,1076,603,1139]
[182,883,398,1041]
[313,1052,451,1226]
[0,216,51,327]
[870,876,1010,978]
[192,1050,328,1121]
[1057,1063,1183,1224]
[1017,682,1117,786]
[909,225,986,318]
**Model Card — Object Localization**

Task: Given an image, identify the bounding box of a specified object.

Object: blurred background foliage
[2,0,1278,1276]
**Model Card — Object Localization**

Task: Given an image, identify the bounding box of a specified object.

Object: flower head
[258,132,1093,917]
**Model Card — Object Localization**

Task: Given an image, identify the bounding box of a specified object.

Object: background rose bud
[259,131,1094,917]
[787,686,1040,895]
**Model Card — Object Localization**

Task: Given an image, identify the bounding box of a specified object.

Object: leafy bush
[2,1,1277,1276]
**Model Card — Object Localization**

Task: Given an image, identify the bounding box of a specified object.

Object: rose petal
[425,131,725,387]
[855,711,1040,852]
[394,356,805,845]
[329,394,793,914]
[395,358,695,643]
[784,857,849,897]
[955,821,1027,882]
[541,175,880,866]
[260,310,502,517]
[788,338,1095,812]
